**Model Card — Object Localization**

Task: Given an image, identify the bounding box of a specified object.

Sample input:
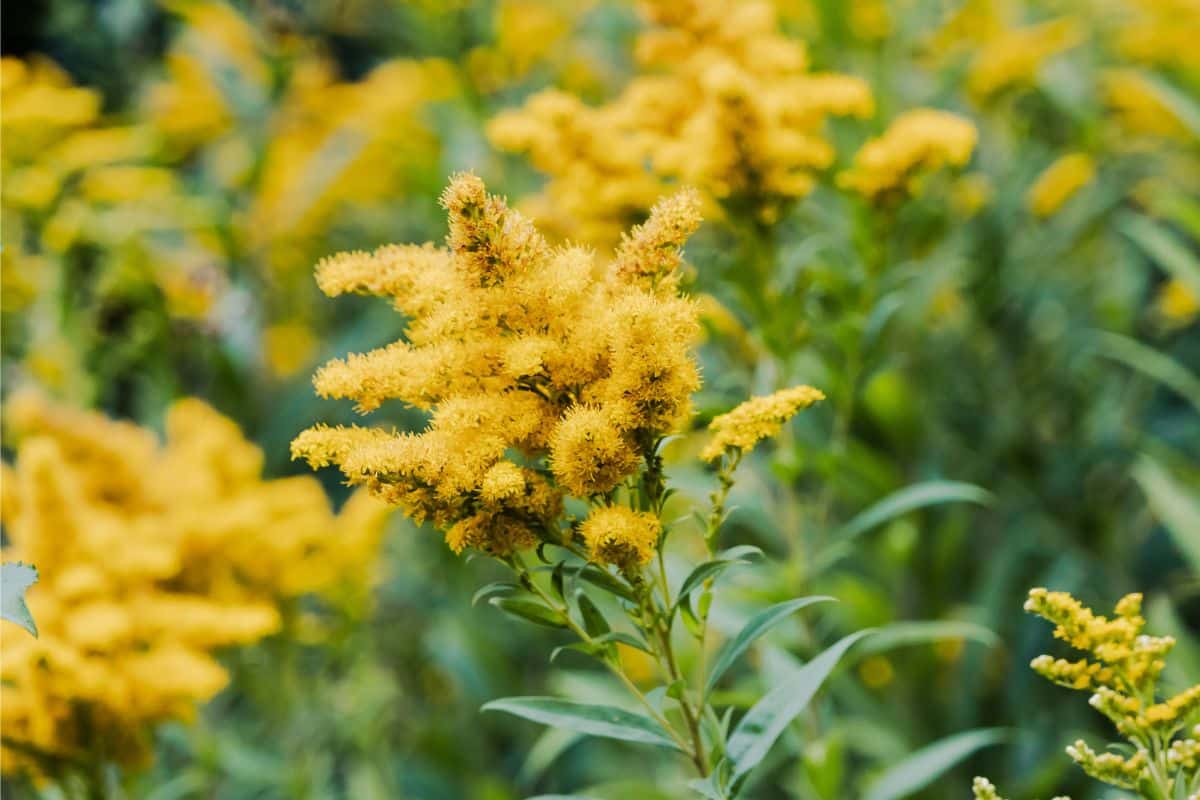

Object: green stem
[512,555,695,760]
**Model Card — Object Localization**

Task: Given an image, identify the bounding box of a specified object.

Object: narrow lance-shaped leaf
[726,629,874,784]
[1092,332,1200,415]
[1133,454,1200,574]
[481,697,683,750]
[489,597,567,629]
[704,596,836,699]
[1,563,39,637]
[854,620,999,657]
[674,546,763,614]
[834,481,993,544]
[862,728,1009,800]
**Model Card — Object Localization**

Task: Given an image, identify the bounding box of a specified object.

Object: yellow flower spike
[1027,154,1096,218]
[701,385,825,461]
[1022,587,1200,794]
[295,175,703,557]
[580,506,662,569]
[838,109,978,201]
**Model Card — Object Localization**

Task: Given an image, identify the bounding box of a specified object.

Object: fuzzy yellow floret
[580,506,662,568]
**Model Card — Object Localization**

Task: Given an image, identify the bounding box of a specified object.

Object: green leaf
[1120,213,1200,298]
[1,563,39,637]
[833,481,993,544]
[1092,332,1200,414]
[575,565,637,602]
[481,697,682,750]
[1133,454,1200,574]
[726,629,873,784]
[472,581,521,607]
[489,597,567,629]
[716,545,764,562]
[576,591,611,637]
[704,596,836,698]
[675,550,760,612]
[855,620,999,657]
[592,631,653,653]
[862,728,1008,800]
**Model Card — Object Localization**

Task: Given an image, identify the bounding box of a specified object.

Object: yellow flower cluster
[580,507,663,569]
[0,394,388,774]
[701,385,825,461]
[971,776,1069,800]
[488,0,873,241]
[1103,69,1195,143]
[293,174,703,560]
[837,110,978,200]
[1024,588,1200,792]
[1027,153,1096,218]
[966,17,1082,100]
[1114,0,1200,72]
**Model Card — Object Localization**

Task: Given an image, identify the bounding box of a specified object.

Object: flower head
[580,506,662,568]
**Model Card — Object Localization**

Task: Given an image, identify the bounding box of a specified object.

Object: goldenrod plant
[293,172,860,796]
[975,589,1200,799]
[0,393,390,791]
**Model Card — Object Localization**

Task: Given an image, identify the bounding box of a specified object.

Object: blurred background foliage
[1,0,1197,798]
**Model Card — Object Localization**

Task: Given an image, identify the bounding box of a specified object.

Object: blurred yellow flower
[1027,153,1096,217]
[1155,279,1199,327]
[966,17,1082,100]
[489,0,873,242]
[838,109,978,200]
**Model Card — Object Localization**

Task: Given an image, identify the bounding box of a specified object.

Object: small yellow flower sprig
[699,385,825,553]
[1018,588,1200,796]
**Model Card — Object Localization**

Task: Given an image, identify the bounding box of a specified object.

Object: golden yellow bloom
[966,17,1082,100]
[580,506,662,568]
[293,174,703,556]
[838,110,978,200]
[1027,153,1096,217]
[702,385,825,461]
[488,0,873,242]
